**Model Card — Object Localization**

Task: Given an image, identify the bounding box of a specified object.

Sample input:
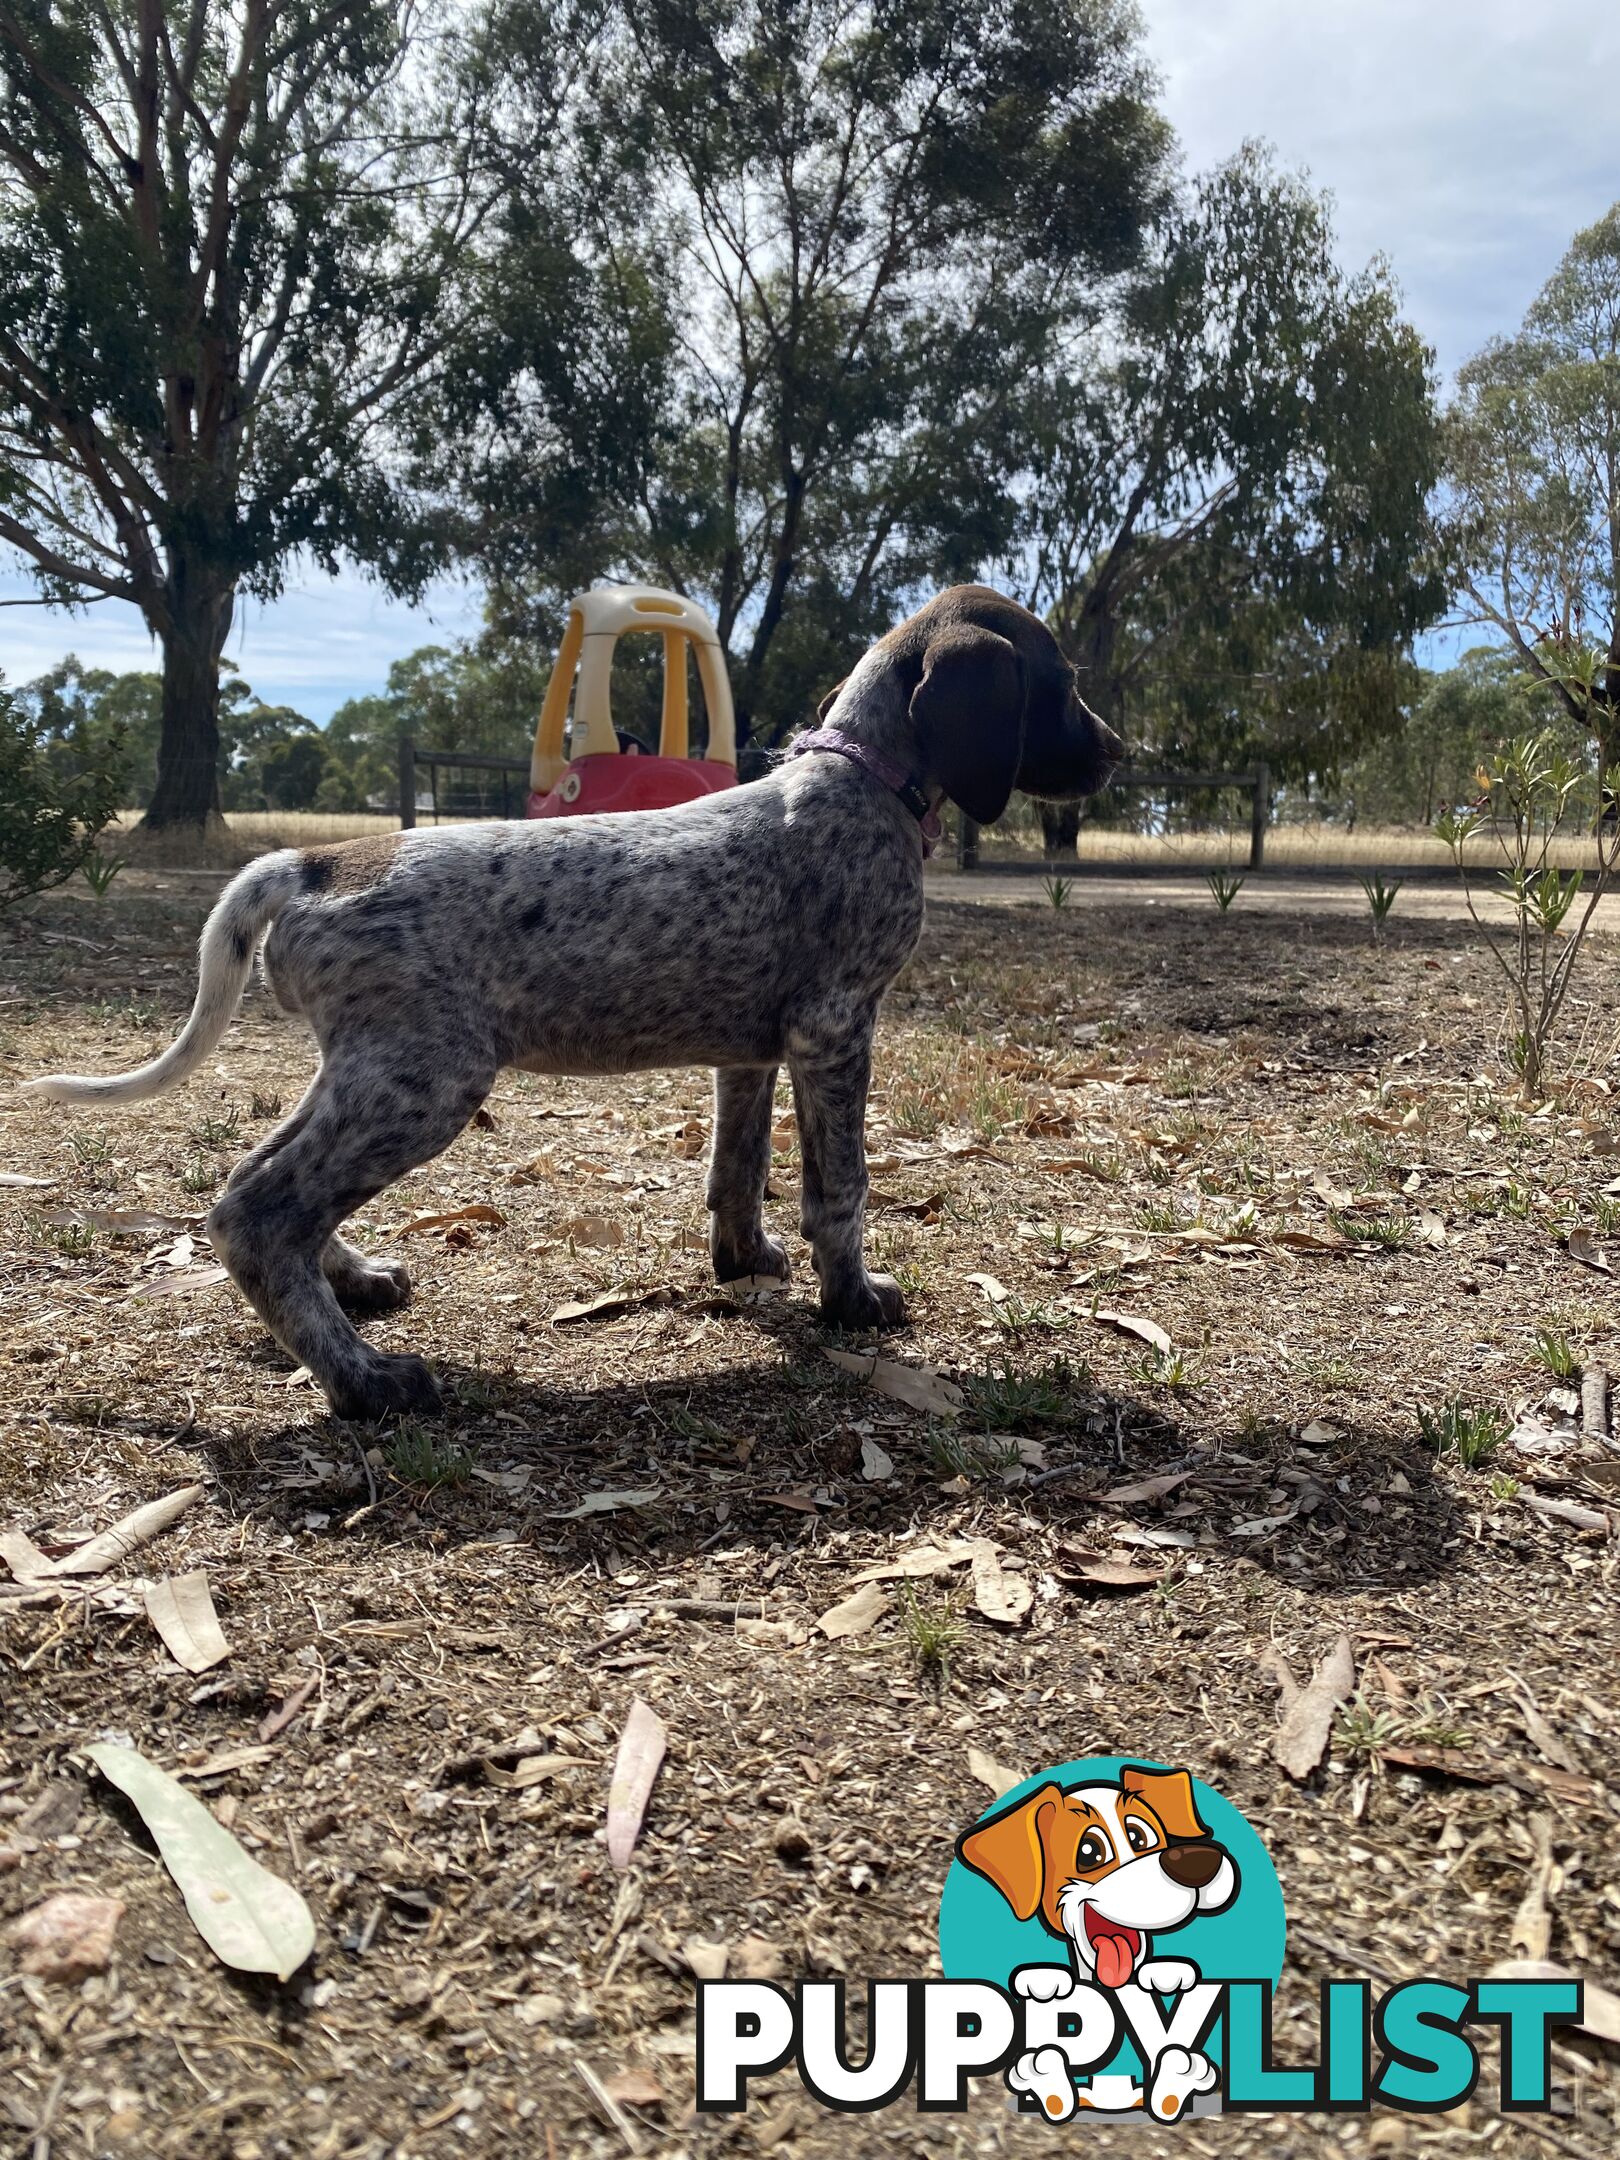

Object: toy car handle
[531,588,737,796]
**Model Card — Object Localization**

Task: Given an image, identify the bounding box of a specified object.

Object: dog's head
[957,1766,1237,1991]
[819,586,1122,826]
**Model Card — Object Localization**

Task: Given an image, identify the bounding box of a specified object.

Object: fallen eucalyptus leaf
[144,1571,230,1674]
[816,1582,890,1639]
[84,1743,314,1980]
[605,1698,667,1870]
[551,1487,663,1520]
[966,1746,1024,1800]
[51,1485,204,1578]
[825,1349,963,1416]
[1088,1308,1172,1355]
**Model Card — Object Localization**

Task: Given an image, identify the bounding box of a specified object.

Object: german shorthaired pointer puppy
[28,587,1120,1419]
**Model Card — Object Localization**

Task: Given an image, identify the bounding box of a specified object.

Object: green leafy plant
[1532,1326,1578,1380]
[898,1586,963,1678]
[961,1355,1092,1431]
[384,1423,472,1489]
[1437,640,1620,1097]
[1206,868,1245,912]
[1329,1209,1413,1249]
[81,851,127,898]
[1358,871,1402,940]
[0,682,126,913]
[1418,1397,1508,1469]
[1041,873,1074,909]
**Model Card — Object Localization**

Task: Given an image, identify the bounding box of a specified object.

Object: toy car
[527,585,738,818]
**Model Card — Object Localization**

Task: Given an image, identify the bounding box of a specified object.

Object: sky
[4,0,1618,720]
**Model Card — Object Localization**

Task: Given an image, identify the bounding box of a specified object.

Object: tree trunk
[1041,802,1082,858]
[1042,589,1123,862]
[133,566,235,857]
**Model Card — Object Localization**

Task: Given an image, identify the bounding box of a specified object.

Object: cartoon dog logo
[957,1765,1239,2122]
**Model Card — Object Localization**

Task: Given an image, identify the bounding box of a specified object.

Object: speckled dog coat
[27,587,1120,1418]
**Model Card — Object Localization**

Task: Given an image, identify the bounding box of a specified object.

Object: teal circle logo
[938,1758,1285,2112]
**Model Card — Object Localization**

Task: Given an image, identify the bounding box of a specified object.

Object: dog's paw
[1007,2046,1079,2122]
[711,1228,791,1286]
[1147,2045,1218,2123]
[328,1255,413,1316]
[1013,1964,1076,2003]
[820,1270,907,1331]
[330,1352,442,1422]
[1136,1958,1200,1995]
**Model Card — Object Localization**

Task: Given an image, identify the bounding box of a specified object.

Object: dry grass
[102,806,1610,878]
[108,808,475,851]
[2,876,1619,2157]
[984,816,1605,872]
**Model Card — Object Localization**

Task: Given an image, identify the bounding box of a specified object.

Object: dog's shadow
[196,1311,1464,1596]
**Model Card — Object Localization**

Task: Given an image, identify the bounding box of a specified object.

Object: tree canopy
[1014,144,1444,843]
[0,0,510,845]
[462,0,1172,747]
[1445,203,1620,743]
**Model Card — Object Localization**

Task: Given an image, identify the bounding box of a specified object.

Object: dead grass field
[3,871,1620,2160]
[103,806,1605,875]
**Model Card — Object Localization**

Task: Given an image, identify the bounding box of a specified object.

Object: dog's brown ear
[816,679,847,723]
[956,1782,1059,1921]
[1121,1766,1209,1843]
[910,626,1025,825]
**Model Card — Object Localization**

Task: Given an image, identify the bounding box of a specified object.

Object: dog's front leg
[707,1067,790,1285]
[790,1032,905,1330]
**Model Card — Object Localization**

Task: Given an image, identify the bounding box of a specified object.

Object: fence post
[957,816,980,871]
[1249,761,1269,870]
[399,739,417,830]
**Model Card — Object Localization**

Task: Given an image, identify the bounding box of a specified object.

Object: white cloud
[1139,0,1620,377]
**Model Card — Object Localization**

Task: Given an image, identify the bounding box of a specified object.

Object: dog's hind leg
[206,1037,493,1418]
[222,1075,412,1314]
[707,1065,789,1283]
[789,1032,905,1330]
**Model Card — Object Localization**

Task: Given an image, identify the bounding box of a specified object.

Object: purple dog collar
[789,725,943,857]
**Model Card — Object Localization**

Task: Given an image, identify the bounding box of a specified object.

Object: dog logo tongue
[1093,1927,1138,1990]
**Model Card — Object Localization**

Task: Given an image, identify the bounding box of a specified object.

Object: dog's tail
[23,849,305,1106]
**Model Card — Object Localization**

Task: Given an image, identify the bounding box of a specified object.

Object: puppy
[25,586,1120,1419]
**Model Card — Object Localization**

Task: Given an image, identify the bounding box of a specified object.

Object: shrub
[0,677,126,913]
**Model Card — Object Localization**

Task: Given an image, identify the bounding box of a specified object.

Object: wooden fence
[956,762,1272,871]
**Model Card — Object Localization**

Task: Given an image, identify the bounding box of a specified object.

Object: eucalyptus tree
[470,0,1172,746]
[1445,203,1620,745]
[1017,146,1444,852]
[0,1,537,851]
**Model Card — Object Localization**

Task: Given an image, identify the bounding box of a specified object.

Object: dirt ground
[2,869,1619,2160]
